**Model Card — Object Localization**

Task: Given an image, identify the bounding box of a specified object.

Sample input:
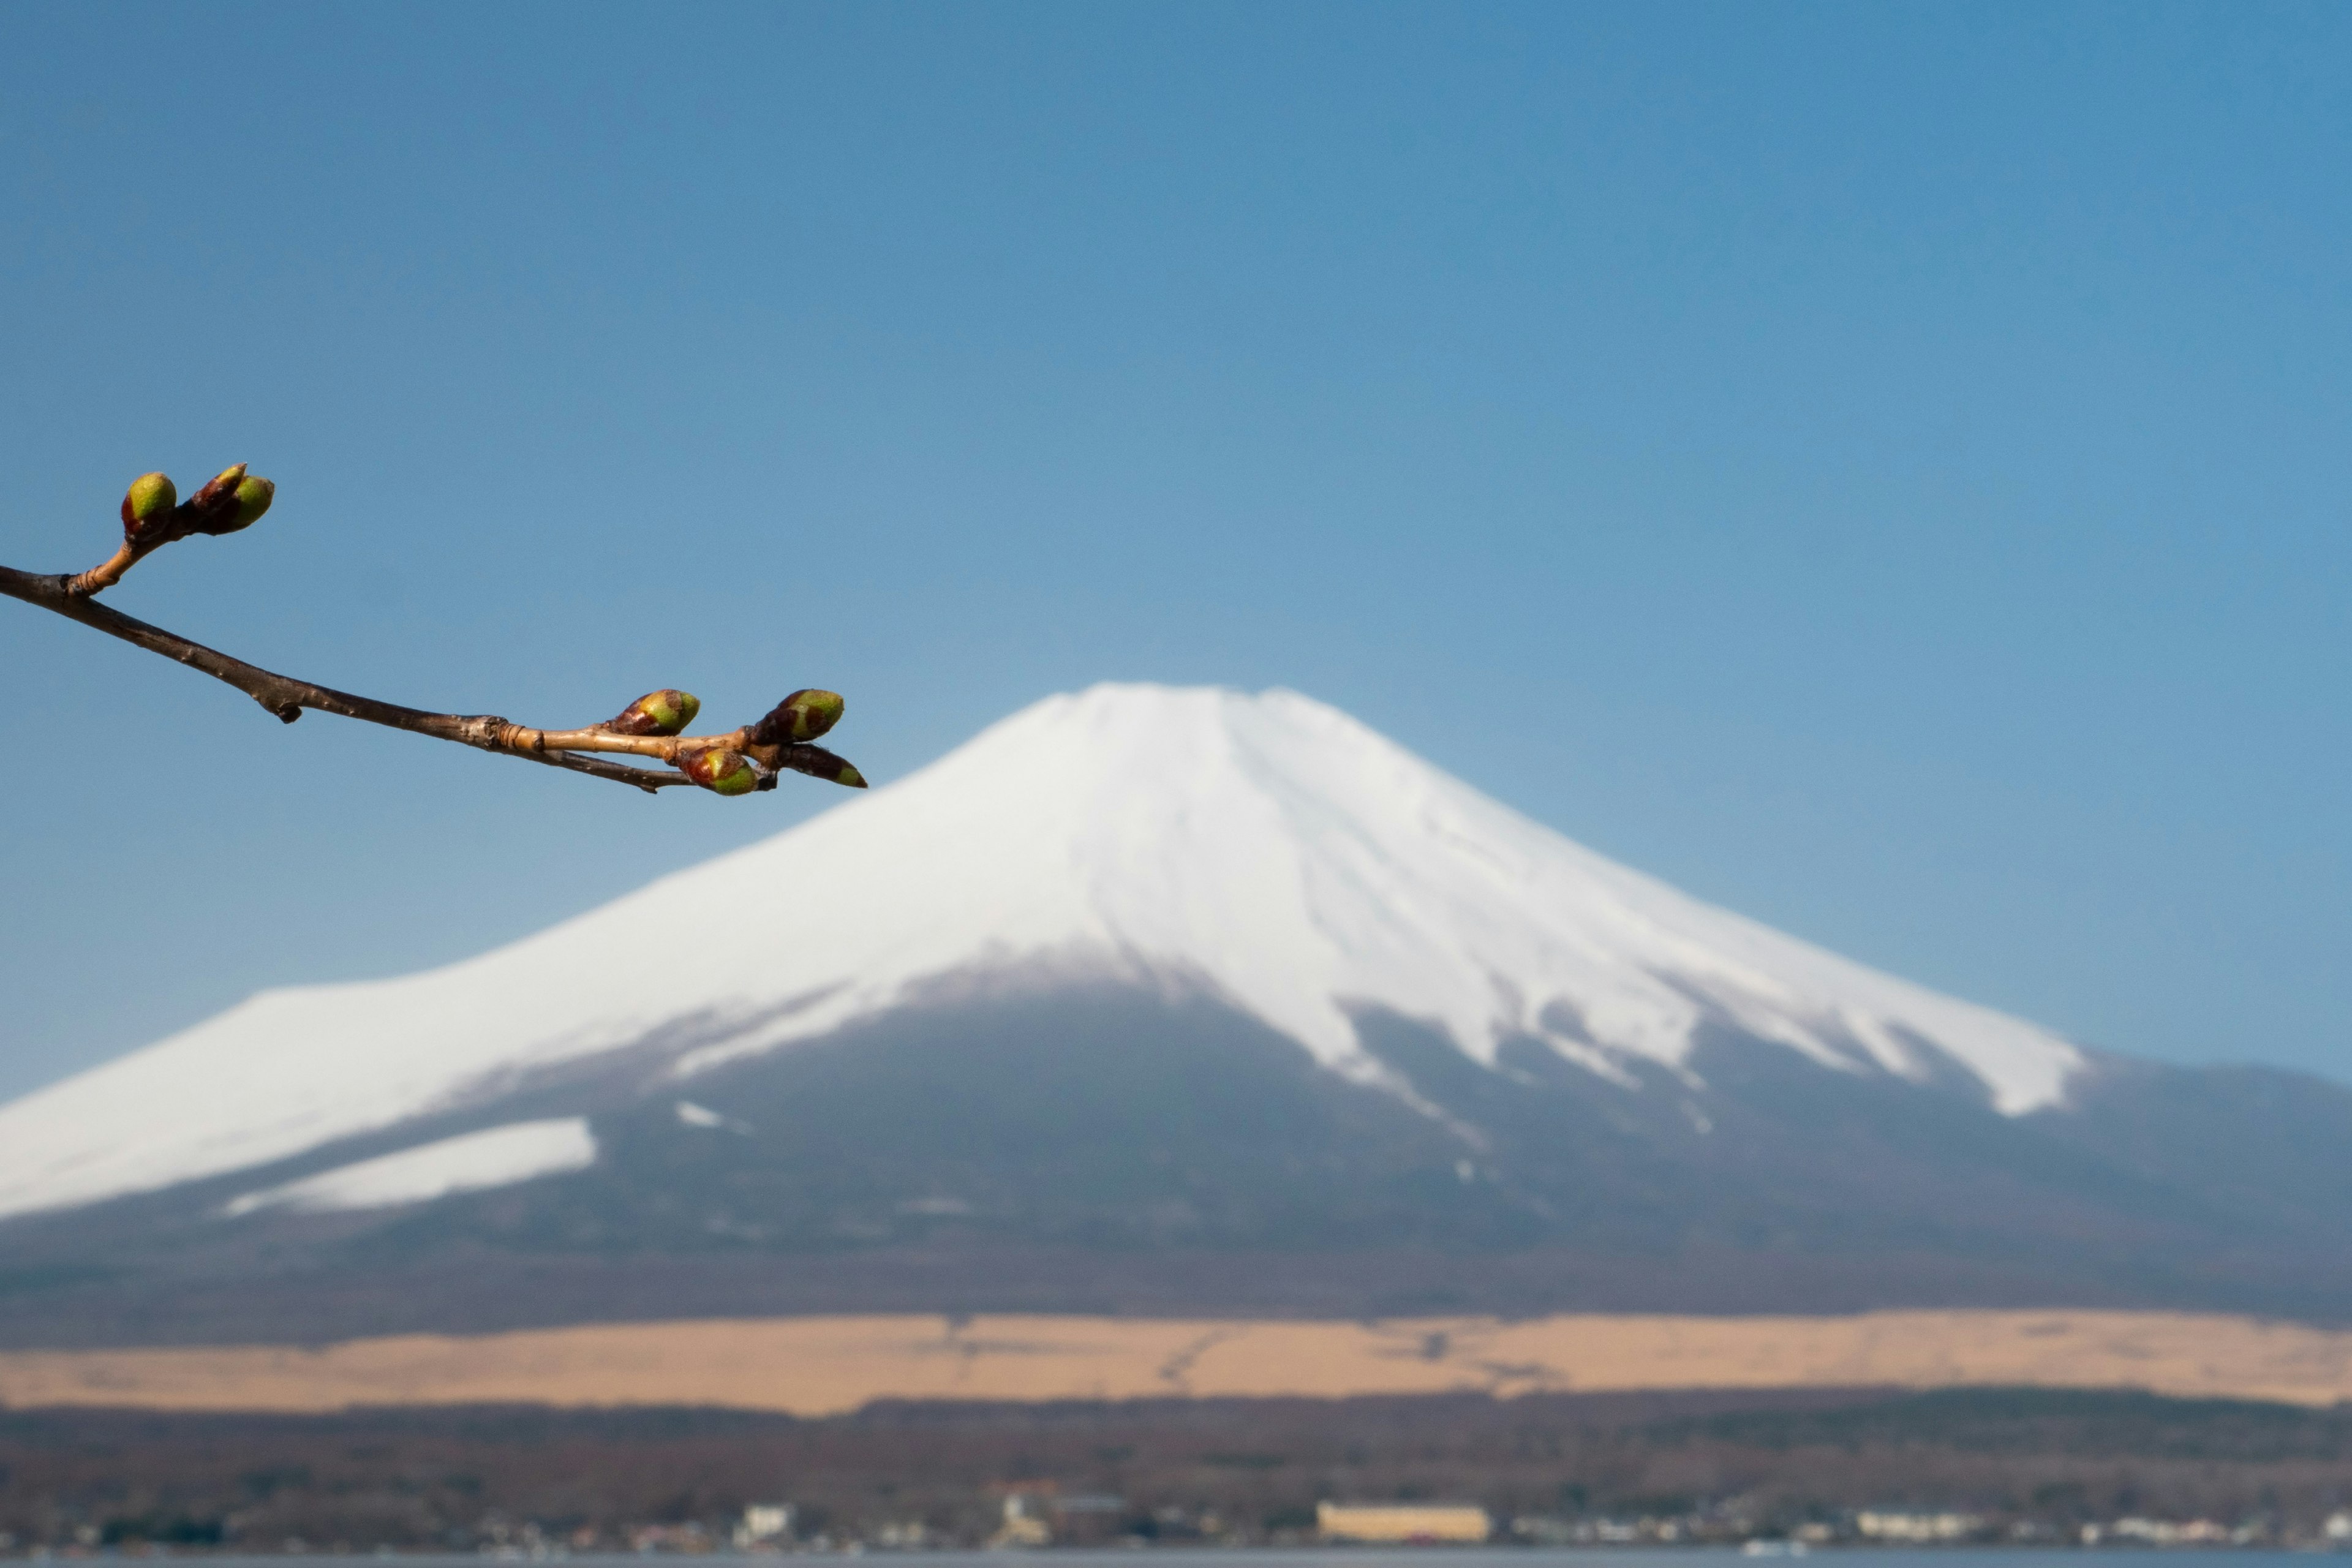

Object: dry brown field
[3,1308,2351,1414]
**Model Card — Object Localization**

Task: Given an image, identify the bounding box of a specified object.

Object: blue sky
[2,1,2346,1101]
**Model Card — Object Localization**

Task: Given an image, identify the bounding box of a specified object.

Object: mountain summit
[0,685,2074,1221]
[3,685,2349,1341]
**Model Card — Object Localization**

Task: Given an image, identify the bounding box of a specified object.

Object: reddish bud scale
[188,463,246,510]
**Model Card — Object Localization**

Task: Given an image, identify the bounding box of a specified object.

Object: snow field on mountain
[221,1118,597,1217]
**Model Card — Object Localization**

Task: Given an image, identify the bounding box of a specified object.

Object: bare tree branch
[2,562,689,793]
[4,466,863,797]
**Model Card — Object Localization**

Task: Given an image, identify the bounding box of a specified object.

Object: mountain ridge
[0,684,2084,1222]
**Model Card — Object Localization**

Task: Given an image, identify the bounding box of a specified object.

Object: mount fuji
[3,684,2350,1343]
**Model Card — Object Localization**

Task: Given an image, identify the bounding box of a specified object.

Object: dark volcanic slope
[3,983,2350,1345]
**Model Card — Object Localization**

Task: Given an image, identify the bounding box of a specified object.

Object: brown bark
[1,562,689,793]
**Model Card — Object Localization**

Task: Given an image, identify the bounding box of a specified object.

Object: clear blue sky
[3,2,2346,1101]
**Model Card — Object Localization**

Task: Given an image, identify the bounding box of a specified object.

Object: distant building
[1317,1502,1492,1544]
[736,1505,793,1549]
[1855,1510,1978,1542]
[990,1494,1052,1548]
[2109,1517,2228,1545]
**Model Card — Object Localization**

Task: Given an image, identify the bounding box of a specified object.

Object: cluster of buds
[78,461,865,804]
[76,463,279,597]
[558,685,865,797]
[121,464,276,545]
[742,688,865,789]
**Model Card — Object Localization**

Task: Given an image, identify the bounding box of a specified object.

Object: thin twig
[67,540,145,597]
[1,564,689,794]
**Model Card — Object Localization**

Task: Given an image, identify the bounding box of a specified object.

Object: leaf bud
[679,746,760,796]
[749,688,845,747]
[184,464,266,535]
[602,688,701,737]
[119,472,178,537]
[775,742,868,790]
[206,475,275,535]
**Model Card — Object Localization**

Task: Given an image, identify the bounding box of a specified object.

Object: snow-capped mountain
[0,685,2078,1221]
[4,684,2351,1343]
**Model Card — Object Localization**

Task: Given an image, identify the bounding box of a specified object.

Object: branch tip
[6,470,857,800]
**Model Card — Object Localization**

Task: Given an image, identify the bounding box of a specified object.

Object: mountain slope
[0,685,2083,1223]
[7,684,2352,1343]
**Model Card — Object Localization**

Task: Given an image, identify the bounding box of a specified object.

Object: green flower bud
[680,746,760,796]
[119,472,177,536]
[184,464,265,536]
[603,688,701,737]
[221,475,274,532]
[749,688,845,747]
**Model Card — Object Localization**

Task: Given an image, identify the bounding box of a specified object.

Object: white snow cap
[0,684,2084,1221]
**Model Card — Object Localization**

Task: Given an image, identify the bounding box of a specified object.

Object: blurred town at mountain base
[5,1388,2352,1556]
